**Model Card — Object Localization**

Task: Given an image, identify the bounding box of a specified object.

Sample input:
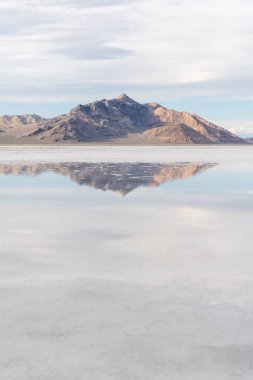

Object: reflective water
[1,149,253,379]
[0,161,216,195]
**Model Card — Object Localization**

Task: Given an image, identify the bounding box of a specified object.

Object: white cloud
[215,120,253,137]
[0,0,253,105]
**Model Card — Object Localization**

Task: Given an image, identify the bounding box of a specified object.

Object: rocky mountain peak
[114,93,140,105]
[116,93,130,100]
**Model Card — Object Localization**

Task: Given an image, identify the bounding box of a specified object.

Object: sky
[0,0,253,135]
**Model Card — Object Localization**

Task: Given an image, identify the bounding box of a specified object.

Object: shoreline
[0,145,252,165]
[0,142,251,147]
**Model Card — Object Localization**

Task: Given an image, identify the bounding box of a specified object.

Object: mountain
[0,114,48,143]
[0,95,245,144]
[142,103,243,144]
[26,94,149,142]
[0,114,46,126]
[0,162,217,195]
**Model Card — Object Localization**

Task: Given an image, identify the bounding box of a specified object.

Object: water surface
[1,147,253,380]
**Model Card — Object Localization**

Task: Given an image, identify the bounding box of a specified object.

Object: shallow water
[1,147,253,379]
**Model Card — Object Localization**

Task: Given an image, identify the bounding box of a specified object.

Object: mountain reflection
[0,162,217,195]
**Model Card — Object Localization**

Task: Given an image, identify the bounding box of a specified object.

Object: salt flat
[0,147,253,380]
[0,145,252,163]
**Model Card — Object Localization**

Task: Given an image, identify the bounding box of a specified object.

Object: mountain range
[0,94,246,144]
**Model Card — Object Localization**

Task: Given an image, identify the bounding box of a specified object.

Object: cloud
[0,0,253,112]
[215,120,253,137]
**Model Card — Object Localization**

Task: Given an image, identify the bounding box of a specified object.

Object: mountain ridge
[0,95,246,144]
[0,114,46,126]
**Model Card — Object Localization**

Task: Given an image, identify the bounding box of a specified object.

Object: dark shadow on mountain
[0,162,217,195]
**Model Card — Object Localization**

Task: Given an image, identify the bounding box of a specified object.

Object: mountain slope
[0,95,245,144]
[143,103,243,144]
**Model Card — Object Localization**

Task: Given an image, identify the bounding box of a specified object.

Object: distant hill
[0,95,245,144]
[245,137,253,144]
[0,114,48,143]
[0,114,46,126]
